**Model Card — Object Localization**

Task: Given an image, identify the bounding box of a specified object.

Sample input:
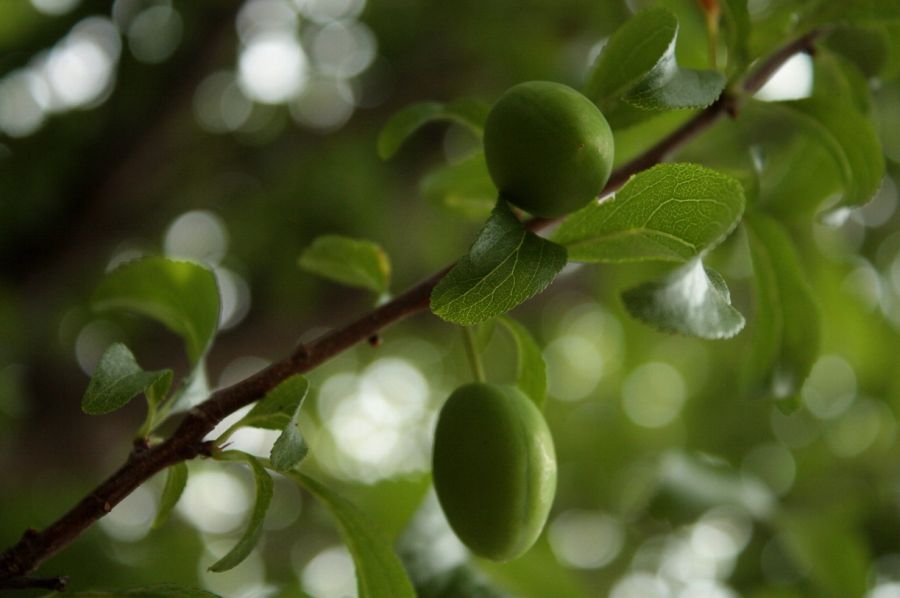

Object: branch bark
[0,26,828,591]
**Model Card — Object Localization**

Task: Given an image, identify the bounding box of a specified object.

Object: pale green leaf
[584,7,725,110]
[81,343,171,416]
[267,376,311,471]
[420,152,496,221]
[553,163,744,263]
[290,472,416,598]
[498,316,547,409]
[153,462,188,529]
[741,215,820,406]
[378,99,489,159]
[242,374,310,431]
[299,235,391,294]
[270,423,308,472]
[92,257,220,365]
[430,201,567,325]
[622,260,745,339]
[209,453,273,572]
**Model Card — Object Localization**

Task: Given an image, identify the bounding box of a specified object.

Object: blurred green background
[2,0,900,596]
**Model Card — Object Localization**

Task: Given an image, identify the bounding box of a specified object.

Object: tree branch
[0,26,829,590]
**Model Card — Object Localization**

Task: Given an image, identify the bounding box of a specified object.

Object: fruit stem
[461,326,486,383]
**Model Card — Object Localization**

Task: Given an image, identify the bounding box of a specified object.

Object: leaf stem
[461,326,487,383]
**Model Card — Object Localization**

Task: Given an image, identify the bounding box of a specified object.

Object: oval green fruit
[483,80,614,218]
[432,383,557,561]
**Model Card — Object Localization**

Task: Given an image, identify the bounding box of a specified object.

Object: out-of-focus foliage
[2,0,900,597]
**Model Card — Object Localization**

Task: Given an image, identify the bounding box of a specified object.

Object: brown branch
[0,26,829,591]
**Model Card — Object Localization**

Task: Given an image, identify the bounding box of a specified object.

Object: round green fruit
[432,383,557,561]
[483,80,614,218]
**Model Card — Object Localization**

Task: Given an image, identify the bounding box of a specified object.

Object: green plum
[483,80,614,218]
[432,383,557,561]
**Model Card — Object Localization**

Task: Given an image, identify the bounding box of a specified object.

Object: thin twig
[0,26,829,591]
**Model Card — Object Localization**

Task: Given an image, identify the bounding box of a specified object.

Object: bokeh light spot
[622,362,686,428]
[548,510,624,569]
[239,32,308,104]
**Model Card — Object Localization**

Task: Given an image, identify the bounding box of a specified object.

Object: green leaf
[420,152,496,221]
[622,259,745,339]
[299,235,391,294]
[267,376,311,471]
[146,369,174,412]
[497,316,547,409]
[585,8,677,103]
[746,99,884,212]
[81,343,171,416]
[153,462,188,529]
[741,215,820,405]
[430,201,567,325]
[584,8,725,110]
[242,374,310,431]
[68,584,221,597]
[553,163,744,263]
[377,99,489,159]
[92,257,220,365]
[209,453,273,572]
[290,472,416,598]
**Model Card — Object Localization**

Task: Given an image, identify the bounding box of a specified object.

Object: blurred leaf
[81,343,171,416]
[299,235,391,295]
[746,99,884,213]
[807,0,900,25]
[721,0,751,73]
[68,585,221,597]
[290,472,416,598]
[782,512,870,597]
[622,259,745,339]
[475,319,497,350]
[92,257,220,365]
[242,375,310,431]
[378,99,489,159]
[824,24,892,77]
[742,215,820,406]
[153,462,188,529]
[813,50,872,114]
[497,316,546,409]
[584,7,725,110]
[420,152,496,221]
[209,453,273,572]
[431,202,566,325]
[554,163,744,263]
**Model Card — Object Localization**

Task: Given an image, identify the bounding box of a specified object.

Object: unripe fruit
[432,383,557,561]
[483,81,614,218]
